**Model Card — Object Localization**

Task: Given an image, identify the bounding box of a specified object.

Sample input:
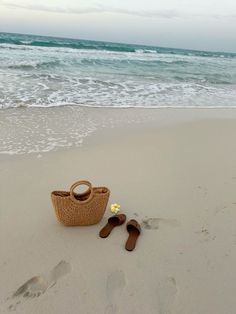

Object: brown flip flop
[125,219,141,251]
[99,214,126,238]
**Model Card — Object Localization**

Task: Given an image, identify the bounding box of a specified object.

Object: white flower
[110,203,121,214]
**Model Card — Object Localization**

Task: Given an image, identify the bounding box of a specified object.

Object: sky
[0,0,236,52]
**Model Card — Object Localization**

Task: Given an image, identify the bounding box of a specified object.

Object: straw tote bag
[51,180,110,226]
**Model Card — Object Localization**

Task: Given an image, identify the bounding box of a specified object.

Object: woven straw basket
[51,180,110,226]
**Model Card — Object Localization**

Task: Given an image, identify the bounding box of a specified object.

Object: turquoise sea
[1,32,236,109]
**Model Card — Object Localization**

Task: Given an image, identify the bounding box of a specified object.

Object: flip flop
[125,219,141,251]
[99,214,126,238]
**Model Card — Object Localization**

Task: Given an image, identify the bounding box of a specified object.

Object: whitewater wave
[0,38,136,52]
[0,32,236,58]
[7,60,61,70]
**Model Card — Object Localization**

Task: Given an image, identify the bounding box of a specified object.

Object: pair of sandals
[99,214,141,251]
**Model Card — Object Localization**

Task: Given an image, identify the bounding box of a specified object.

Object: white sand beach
[1,108,236,314]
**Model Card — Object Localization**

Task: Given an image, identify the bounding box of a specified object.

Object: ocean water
[1,32,236,155]
[1,32,236,109]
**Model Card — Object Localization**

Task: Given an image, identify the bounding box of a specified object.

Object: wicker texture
[51,180,110,226]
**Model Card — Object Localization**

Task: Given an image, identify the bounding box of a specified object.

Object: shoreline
[4,104,236,110]
[1,106,236,157]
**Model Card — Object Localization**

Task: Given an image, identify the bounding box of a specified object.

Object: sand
[1,108,236,314]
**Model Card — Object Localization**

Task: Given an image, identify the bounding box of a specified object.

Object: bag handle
[70,180,94,204]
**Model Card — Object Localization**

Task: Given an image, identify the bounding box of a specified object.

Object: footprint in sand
[142,218,179,230]
[156,276,177,314]
[196,185,208,198]
[105,270,126,314]
[6,261,71,311]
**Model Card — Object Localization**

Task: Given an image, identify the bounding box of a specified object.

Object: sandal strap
[126,219,141,234]
[108,214,126,225]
